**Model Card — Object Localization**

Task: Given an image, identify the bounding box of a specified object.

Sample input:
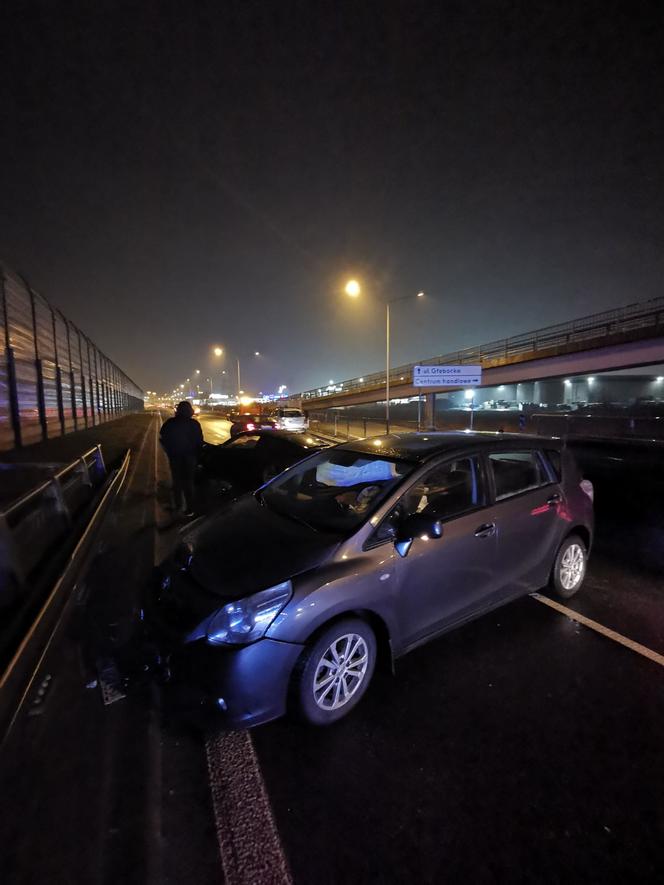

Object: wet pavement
[0,422,662,883]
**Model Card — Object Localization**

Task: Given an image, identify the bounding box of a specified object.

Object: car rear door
[374,454,501,648]
[485,448,566,598]
[212,434,263,488]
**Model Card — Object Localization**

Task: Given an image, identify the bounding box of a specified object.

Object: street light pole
[385,302,391,433]
[344,281,425,436]
[236,357,241,403]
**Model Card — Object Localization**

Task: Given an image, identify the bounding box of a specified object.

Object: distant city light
[587,376,595,384]
[329,379,334,385]
[254,351,260,356]
[195,369,200,374]
[464,389,474,399]
[213,346,223,356]
[359,377,364,382]
[564,379,571,386]
[345,279,361,297]
[417,291,424,298]
[656,376,664,383]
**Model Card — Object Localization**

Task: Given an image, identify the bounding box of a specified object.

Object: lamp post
[345,280,424,434]
[212,346,261,406]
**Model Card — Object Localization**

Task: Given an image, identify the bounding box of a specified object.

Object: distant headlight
[206,580,292,646]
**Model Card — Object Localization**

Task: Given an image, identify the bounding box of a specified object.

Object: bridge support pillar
[423,393,436,430]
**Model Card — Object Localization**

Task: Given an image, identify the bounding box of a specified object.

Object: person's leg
[169,458,185,511]
[182,457,196,513]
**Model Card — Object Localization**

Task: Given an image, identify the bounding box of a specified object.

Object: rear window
[489,451,549,500]
[282,409,303,418]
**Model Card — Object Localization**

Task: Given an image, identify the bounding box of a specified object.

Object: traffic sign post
[413,365,482,387]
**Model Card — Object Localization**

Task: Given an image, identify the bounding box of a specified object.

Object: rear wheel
[292,618,376,725]
[550,534,587,599]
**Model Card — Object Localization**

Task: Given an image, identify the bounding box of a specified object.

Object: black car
[149,432,593,729]
[229,413,276,437]
[200,430,331,493]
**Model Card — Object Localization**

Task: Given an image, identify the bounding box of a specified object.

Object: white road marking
[206,730,292,885]
[531,592,664,668]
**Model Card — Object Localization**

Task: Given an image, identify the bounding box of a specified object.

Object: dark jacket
[160,416,204,459]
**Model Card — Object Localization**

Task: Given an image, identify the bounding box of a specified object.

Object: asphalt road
[1,420,663,884]
[198,414,232,445]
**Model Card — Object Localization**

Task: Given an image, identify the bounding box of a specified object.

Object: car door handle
[474,523,496,538]
[546,493,562,506]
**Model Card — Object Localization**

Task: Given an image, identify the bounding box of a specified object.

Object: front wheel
[550,534,587,599]
[292,618,377,726]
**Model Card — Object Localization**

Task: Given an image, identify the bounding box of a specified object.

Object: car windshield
[260,448,414,533]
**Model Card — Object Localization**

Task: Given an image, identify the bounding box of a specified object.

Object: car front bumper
[158,635,305,729]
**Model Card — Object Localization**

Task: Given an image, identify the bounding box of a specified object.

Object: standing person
[160,401,204,517]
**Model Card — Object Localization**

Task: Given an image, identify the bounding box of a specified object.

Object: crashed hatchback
[146,432,593,728]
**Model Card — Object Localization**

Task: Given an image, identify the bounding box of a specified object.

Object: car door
[371,455,500,649]
[212,433,263,488]
[485,449,565,598]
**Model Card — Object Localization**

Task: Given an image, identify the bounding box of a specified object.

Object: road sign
[412,365,482,387]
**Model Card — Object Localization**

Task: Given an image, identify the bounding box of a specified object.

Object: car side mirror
[394,513,443,558]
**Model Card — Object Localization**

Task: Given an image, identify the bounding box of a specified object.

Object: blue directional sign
[413,365,482,387]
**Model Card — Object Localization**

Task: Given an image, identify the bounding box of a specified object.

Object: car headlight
[206,580,292,646]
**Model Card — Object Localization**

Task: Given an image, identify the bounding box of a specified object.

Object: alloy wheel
[560,543,585,590]
[313,633,369,711]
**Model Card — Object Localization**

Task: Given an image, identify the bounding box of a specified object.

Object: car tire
[550,534,587,599]
[292,618,377,726]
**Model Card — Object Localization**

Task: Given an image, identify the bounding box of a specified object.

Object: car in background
[200,430,331,493]
[229,413,276,437]
[272,407,308,432]
[149,432,593,729]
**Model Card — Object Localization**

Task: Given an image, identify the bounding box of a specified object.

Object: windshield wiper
[257,491,320,533]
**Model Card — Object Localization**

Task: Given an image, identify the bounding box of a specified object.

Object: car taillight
[246,423,255,431]
[580,479,594,502]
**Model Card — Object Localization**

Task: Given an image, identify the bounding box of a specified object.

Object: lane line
[531,592,664,668]
[205,730,293,885]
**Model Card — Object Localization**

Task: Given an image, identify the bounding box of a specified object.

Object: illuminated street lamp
[213,346,261,405]
[345,280,425,433]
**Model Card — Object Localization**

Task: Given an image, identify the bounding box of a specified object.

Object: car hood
[183,494,340,598]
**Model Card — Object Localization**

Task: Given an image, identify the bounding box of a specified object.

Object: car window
[282,409,303,417]
[489,451,549,500]
[545,449,562,481]
[227,434,261,448]
[371,456,484,543]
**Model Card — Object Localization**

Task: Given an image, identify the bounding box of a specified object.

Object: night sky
[2,1,663,395]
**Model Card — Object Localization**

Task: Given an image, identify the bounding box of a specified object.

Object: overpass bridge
[293,296,664,419]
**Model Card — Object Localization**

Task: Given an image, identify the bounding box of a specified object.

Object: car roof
[233,430,330,448]
[336,431,562,463]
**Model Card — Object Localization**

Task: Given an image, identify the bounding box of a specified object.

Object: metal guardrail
[0,449,131,746]
[300,295,664,401]
[0,445,106,591]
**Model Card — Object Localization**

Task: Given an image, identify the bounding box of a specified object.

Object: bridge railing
[300,295,664,400]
